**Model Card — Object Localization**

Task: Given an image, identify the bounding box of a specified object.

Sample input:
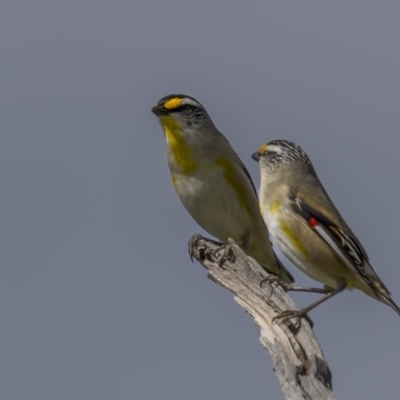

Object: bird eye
[264,149,272,157]
[181,105,194,115]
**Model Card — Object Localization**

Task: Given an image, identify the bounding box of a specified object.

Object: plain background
[1,1,400,399]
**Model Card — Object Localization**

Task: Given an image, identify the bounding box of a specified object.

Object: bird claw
[215,243,235,268]
[272,309,314,329]
[272,309,302,325]
[260,276,290,295]
[188,234,203,262]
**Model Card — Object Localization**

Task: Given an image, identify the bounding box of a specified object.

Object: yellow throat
[160,116,198,174]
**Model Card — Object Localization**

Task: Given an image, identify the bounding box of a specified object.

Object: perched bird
[252,140,400,321]
[151,94,293,283]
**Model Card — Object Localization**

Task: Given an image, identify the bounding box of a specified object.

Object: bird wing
[290,196,392,298]
[237,157,258,198]
[219,134,259,199]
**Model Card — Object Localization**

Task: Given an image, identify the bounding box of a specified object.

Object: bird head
[252,140,311,171]
[152,94,213,132]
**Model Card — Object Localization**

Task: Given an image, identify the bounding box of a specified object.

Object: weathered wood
[190,234,337,400]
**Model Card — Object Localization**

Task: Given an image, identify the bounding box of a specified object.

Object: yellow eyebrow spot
[164,97,183,110]
[258,143,268,154]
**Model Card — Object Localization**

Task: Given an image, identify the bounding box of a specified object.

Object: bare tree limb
[189,234,338,400]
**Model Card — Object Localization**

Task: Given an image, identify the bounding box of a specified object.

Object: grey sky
[1,1,400,399]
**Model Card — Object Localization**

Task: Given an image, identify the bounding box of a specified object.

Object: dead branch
[189,234,337,400]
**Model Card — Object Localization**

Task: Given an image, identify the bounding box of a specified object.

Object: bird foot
[189,235,226,263]
[215,241,236,268]
[188,234,203,262]
[260,275,290,292]
[272,309,314,329]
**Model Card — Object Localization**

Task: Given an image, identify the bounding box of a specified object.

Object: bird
[151,94,294,283]
[252,139,400,322]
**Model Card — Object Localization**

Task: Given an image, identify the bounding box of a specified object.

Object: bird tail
[380,293,400,316]
[255,249,294,284]
[362,262,400,317]
[246,235,294,284]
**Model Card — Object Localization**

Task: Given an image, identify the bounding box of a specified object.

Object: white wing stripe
[313,224,364,280]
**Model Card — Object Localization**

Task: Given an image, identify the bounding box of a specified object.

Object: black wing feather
[290,196,390,297]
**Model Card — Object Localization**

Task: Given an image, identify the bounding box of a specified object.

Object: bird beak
[251,152,260,162]
[151,104,169,117]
